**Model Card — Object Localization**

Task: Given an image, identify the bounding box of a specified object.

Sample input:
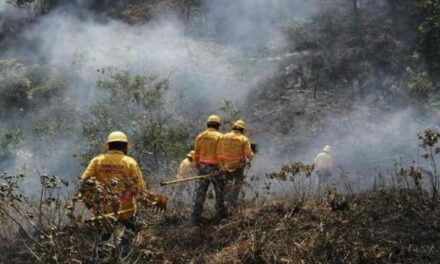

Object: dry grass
[0,181,439,263]
[145,189,440,263]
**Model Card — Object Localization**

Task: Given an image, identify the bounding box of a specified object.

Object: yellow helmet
[233,120,246,129]
[106,131,128,144]
[187,150,195,159]
[207,115,221,124]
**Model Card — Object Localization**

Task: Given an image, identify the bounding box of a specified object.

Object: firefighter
[314,145,334,192]
[217,120,254,208]
[191,115,226,224]
[177,151,197,179]
[79,131,146,235]
[173,151,197,202]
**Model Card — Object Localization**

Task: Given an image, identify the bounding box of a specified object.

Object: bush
[0,59,67,120]
[80,71,192,176]
[0,128,24,167]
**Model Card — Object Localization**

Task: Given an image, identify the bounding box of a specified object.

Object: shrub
[80,71,192,176]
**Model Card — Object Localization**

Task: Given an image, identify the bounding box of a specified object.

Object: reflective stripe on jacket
[217,130,254,170]
[81,150,146,220]
[194,128,222,165]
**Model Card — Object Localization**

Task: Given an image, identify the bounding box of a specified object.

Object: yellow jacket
[314,152,333,170]
[194,128,222,165]
[217,130,254,170]
[176,158,197,179]
[80,150,146,220]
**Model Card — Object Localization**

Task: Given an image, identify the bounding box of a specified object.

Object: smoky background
[0,0,437,198]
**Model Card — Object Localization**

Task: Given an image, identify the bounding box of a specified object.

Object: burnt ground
[0,188,439,263]
[133,189,440,263]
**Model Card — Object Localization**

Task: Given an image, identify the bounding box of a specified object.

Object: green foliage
[33,113,75,140]
[284,1,409,101]
[80,71,191,174]
[0,59,72,171]
[415,0,440,79]
[386,0,440,80]
[405,67,435,99]
[7,0,58,15]
[281,0,440,105]
[386,66,437,105]
[0,128,24,161]
[0,59,31,115]
[0,59,68,120]
[285,18,321,51]
[218,99,241,130]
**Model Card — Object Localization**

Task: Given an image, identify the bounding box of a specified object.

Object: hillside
[1,188,439,263]
[0,0,440,263]
[151,190,440,263]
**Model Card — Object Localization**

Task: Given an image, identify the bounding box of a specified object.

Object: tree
[80,71,191,176]
[416,0,440,80]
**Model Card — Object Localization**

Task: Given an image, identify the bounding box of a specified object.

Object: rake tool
[160,172,220,186]
[84,191,168,223]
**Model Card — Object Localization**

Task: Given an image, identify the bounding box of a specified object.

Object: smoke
[3,3,292,105]
[227,0,440,195]
[250,97,438,195]
[202,0,311,53]
[6,0,429,196]
[0,0,312,189]
[0,2,28,29]
[307,108,427,178]
[0,0,435,198]
[0,1,7,13]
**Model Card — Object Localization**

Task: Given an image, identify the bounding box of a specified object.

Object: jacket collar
[232,130,242,135]
[107,150,125,155]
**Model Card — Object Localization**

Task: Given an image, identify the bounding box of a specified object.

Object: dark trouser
[119,217,138,232]
[317,169,332,192]
[191,164,226,222]
[225,167,245,208]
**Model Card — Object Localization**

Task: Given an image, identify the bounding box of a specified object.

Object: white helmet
[323,145,331,153]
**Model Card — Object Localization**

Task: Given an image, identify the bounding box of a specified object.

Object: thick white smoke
[0,1,7,12]
[1,1,311,189]
[1,0,436,197]
[250,101,439,196]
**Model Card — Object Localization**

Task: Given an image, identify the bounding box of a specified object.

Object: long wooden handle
[85,208,135,222]
[160,173,218,186]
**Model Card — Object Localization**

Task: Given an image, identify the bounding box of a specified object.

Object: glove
[152,193,168,213]
[141,192,168,213]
